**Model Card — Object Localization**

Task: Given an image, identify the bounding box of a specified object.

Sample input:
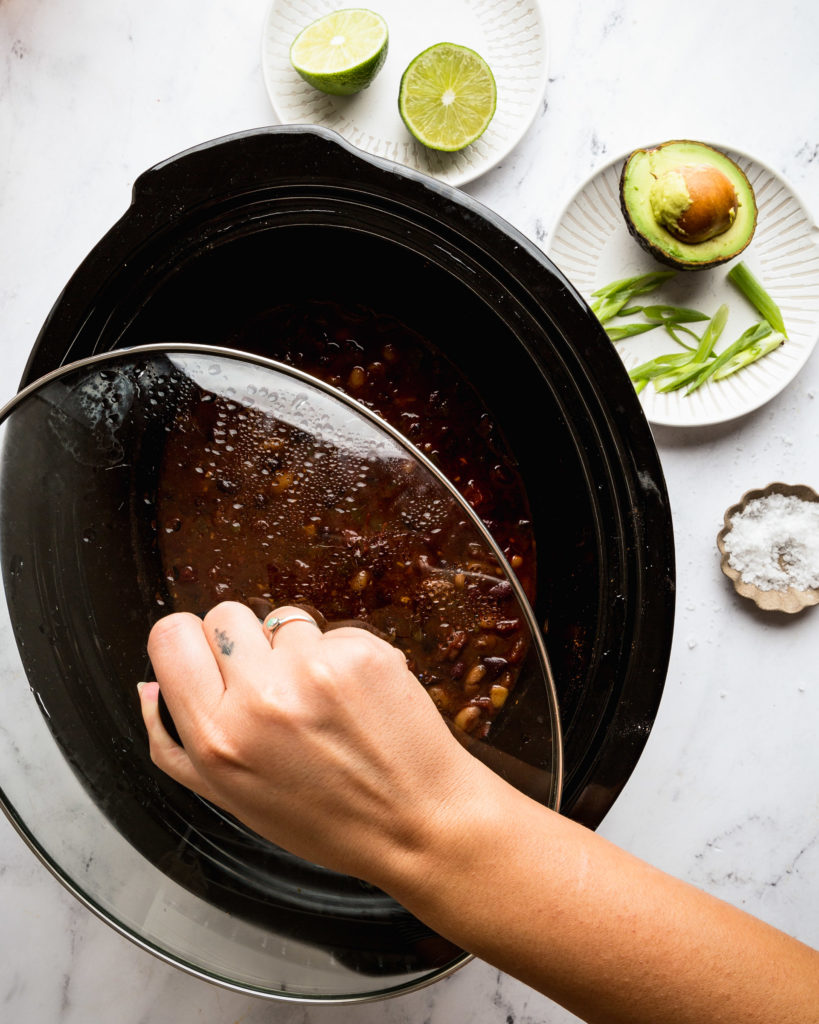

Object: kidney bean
[488,580,512,599]
[482,656,508,679]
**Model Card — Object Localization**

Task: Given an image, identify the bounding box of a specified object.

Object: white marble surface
[1,0,818,1020]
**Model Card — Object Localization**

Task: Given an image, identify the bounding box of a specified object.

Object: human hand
[138,601,483,885]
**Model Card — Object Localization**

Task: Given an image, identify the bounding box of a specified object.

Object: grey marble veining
[1,0,818,1021]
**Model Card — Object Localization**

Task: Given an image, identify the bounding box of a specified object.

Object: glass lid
[0,344,562,1001]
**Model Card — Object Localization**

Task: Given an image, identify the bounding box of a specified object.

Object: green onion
[591,270,676,300]
[592,264,787,399]
[591,271,676,323]
[712,334,785,381]
[684,322,772,394]
[606,322,660,342]
[663,323,699,350]
[629,352,693,382]
[641,305,710,324]
[592,296,631,324]
[727,262,788,336]
[654,361,714,393]
[692,303,729,363]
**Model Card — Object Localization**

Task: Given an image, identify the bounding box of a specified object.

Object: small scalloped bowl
[717,482,819,613]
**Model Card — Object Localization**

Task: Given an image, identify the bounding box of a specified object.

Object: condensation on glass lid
[178,353,405,463]
[156,349,545,742]
[37,350,399,468]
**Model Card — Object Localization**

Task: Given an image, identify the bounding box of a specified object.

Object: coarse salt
[723,492,819,591]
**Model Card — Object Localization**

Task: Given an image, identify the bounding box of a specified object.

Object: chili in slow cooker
[156,300,537,737]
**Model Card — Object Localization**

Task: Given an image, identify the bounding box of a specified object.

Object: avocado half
[619,140,757,271]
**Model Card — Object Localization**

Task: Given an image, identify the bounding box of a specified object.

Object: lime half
[290,9,389,96]
[398,43,497,152]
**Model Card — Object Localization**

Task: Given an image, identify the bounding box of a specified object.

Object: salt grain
[723,492,819,591]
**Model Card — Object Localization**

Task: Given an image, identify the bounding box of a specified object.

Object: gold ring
[264,612,318,638]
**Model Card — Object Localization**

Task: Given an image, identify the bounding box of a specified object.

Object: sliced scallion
[712,334,785,381]
[591,271,676,323]
[727,261,788,336]
[684,322,773,394]
[654,361,714,393]
[628,352,693,382]
[692,303,729,363]
[641,305,710,324]
[663,323,699,350]
[591,263,788,399]
[591,270,676,300]
[606,322,660,342]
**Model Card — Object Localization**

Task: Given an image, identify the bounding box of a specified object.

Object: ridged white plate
[261,0,548,187]
[547,149,819,427]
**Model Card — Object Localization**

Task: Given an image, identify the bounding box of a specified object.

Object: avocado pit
[650,163,739,243]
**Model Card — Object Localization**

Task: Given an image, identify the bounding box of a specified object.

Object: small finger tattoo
[214,628,234,656]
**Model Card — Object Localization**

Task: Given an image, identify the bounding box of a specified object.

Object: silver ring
[264,612,318,639]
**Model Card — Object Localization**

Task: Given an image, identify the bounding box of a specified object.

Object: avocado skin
[619,140,758,272]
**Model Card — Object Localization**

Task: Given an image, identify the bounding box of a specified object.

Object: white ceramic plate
[547,148,819,427]
[261,0,548,187]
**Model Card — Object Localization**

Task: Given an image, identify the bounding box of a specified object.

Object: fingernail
[137,681,148,693]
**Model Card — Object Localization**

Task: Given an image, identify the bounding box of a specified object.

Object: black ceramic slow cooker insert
[14,125,675,994]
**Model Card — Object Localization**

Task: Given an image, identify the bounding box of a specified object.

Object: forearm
[386,768,819,1024]
[143,606,818,1023]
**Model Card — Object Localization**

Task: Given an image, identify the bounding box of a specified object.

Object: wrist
[378,753,539,929]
